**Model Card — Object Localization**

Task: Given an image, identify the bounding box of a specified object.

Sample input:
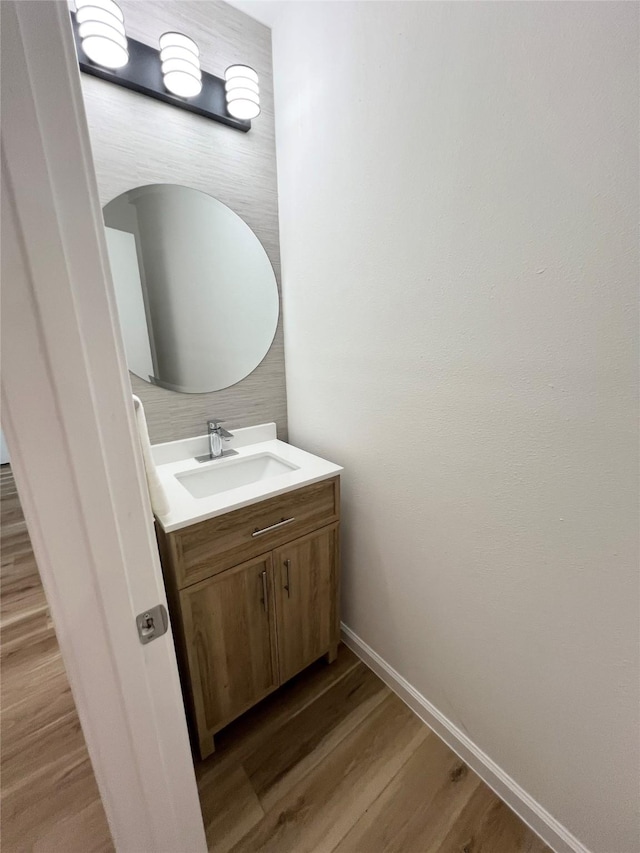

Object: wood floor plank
[437,783,550,853]
[332,729,480,853]
[0,541,47,624]
[230,693,428,853]
[198,760,265,853]
[244,661,390,810]
[2,689,87,794]
[1,622,67,709]
[31,800,114,853]
[1,749,108,852]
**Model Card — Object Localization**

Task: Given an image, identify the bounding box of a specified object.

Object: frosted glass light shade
[75,0,128,69]
[162,71,202,98]
[225,77,259,95]
[159,32,200,56]
[160,32,202,98]
[76,0,124,21]
[225,65,260,120]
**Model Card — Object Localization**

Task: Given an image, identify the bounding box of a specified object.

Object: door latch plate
[136,603,168,645]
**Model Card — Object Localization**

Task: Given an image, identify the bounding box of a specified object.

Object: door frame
[1,3,206,850]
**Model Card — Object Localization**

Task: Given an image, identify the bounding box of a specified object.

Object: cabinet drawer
[172,477,340,588]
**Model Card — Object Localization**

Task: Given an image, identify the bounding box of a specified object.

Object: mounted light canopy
[160,32,202,99]
[225,65,260,120]
[75,0,128,70]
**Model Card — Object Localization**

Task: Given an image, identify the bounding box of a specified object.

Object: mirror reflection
[103,184,279,393]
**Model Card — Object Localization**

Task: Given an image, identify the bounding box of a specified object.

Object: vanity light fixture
[225,65,260,121]
[69,8,257,132]
[160,32,202,99]
[75,0,128,69]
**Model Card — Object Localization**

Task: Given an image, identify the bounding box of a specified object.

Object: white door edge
[0,3,206,850]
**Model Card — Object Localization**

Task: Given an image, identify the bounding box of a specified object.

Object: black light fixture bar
[70,12,251,132]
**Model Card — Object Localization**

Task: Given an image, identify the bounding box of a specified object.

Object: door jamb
[1,3,206,849]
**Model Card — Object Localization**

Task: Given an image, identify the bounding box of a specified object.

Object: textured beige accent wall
[79,0,286,443]
[272,3,639,852]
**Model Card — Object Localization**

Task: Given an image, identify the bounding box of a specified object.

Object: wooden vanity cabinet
[157,476,340,759]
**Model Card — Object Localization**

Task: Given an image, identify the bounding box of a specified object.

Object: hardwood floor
[0,466,113,852]
[195,645,551,853]
[1,463,550,853]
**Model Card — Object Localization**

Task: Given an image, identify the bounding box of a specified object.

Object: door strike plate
[136,603,169,645]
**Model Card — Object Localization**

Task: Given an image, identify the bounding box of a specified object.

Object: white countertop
[152,423,343,533]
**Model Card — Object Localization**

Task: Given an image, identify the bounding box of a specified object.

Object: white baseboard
[341,623,591,853]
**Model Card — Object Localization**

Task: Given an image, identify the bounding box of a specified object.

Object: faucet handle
[208,419,233,440]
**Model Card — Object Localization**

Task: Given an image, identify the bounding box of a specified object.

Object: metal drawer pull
[260,570,268,612]
[252,516,295,537]
[284,559,291,597]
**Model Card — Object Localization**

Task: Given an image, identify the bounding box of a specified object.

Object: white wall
[271,3,639,852]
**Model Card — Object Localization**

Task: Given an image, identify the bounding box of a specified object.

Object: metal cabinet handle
[284,559,291,598]
[252,517,295,537]
[260,570,268,612]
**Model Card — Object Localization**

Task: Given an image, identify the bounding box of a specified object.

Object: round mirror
[103,184,279,393]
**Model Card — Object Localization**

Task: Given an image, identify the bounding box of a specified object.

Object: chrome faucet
[194,419,238,463]
[208,419,233,458]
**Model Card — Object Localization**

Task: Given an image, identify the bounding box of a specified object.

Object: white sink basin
[151,423,343,532]
[176,452,299,499]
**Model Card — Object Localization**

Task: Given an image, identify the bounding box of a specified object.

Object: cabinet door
[179,553,278,751]
[274,525,339,683]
